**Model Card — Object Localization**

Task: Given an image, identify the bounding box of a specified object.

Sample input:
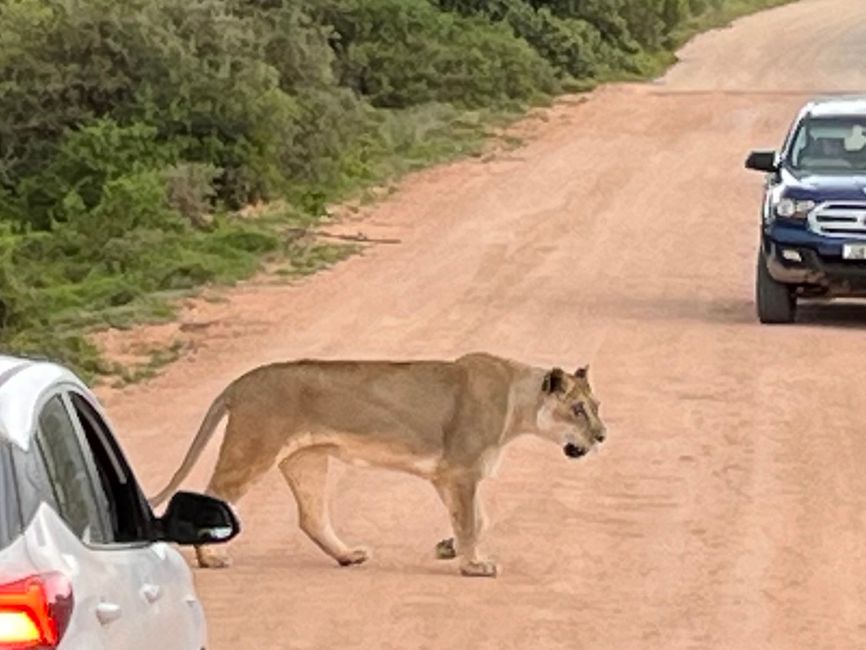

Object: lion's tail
[148,387,230,509]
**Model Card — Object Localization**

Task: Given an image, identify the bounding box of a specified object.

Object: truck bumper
[764,237,866,295]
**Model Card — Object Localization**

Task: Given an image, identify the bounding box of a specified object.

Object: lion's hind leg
[435,537,457,560]
[194,413,281,569]
[279,447,370,567]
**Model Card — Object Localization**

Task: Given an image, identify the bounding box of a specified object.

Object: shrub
[163,163,222,227]
[312,0,558,108]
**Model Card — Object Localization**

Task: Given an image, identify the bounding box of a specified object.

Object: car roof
[804,95,866,118]
[0,355,88,450]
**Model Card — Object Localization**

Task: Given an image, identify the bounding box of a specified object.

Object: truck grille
[808,202,866,239]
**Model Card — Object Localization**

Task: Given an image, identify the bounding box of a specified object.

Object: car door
[50,388,210,650]
[63,390,205,650]
[22,393,145,649]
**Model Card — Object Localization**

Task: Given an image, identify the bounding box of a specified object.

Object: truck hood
[782,167,866,201]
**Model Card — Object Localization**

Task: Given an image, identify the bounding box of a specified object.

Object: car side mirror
[745,149,778,172]
[156,491,240,546]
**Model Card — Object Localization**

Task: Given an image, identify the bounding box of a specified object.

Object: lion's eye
[572,402,586,417]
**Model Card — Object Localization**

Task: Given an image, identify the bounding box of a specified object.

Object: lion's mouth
[563,443,588,459]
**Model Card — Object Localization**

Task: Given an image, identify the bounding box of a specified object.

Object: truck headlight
[775,198,816,219]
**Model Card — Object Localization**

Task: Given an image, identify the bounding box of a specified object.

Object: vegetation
[0,0,792,380]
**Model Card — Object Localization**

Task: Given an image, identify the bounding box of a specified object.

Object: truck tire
[756,248,796,324]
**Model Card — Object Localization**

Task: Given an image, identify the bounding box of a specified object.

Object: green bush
[312,0,557,109]
[497,3,608,79]
[163,163,222,227]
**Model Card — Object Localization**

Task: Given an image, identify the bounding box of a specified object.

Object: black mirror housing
[156,491,240,546]
[745,149,778,172]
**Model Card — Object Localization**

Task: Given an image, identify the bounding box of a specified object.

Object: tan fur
[150,352,607,577]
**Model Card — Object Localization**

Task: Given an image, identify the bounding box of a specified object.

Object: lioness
[150,352,606,577]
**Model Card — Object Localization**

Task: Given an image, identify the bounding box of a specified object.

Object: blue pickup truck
[746,96,866,323]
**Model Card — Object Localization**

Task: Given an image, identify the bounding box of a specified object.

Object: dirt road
[98,1,866,647]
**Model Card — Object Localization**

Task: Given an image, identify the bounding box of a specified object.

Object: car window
[67,393,154,544]
[0,444,20,550]
[36,396,111,545]
[9,440,58,530]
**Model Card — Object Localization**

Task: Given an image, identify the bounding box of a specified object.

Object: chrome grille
[808,201,866,239]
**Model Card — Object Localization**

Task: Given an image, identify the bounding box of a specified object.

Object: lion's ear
[574,365,589,380]
[542,367,566,394]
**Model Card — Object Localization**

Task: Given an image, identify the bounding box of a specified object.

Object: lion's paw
[459,559,499,578]
[195,547,232,569]
[337,547,371,567]
[435,538,456,560]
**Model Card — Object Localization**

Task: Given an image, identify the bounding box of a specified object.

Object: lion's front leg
[434,477,498,577]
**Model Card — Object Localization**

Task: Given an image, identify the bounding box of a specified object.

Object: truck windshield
[788,116,866,173]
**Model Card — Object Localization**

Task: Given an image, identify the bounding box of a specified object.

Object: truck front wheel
[756,248,796,324]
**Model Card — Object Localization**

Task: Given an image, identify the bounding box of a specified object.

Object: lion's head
[537,365,606,458]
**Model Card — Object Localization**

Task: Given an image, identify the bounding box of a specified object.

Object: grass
[269,240,358,281]
[111,340,186,387]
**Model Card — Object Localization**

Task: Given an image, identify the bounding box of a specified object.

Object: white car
[0,354,238,649]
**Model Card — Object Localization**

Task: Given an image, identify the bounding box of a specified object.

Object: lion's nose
[595,428,607,443]
[563,443,588,459]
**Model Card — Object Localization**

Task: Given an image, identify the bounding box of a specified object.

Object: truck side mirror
[745,150,778,173]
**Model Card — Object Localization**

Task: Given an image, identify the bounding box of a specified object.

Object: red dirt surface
[97,1,866,647]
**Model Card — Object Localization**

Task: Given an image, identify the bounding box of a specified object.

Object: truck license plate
[843,243,866,260]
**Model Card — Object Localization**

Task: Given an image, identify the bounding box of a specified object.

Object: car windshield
[788,116,866,173]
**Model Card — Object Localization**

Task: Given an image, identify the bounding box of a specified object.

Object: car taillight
[0,573,73,649]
